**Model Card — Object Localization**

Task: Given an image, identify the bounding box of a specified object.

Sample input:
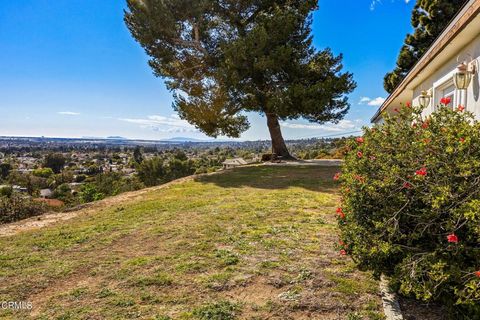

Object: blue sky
[0,0,415,140]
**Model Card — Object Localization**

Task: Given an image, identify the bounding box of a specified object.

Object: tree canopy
[43,153,66,174]
[125,0,355,158]
[384,0,468,94]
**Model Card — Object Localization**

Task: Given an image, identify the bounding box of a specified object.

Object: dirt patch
[226,277,282,305]
[399,296,447,320]
[28,268,97,318]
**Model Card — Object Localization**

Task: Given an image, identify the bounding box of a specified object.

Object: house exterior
[222,158,248,170]
[372,0,480,124]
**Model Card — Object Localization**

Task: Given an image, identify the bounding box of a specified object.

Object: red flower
[421,121,429,129]
[339,249,347,256]
[460,137,466,144]
[415,167,427,177]
[394,108,399,113]
[336,207,346,219]
[440,97,451,105]
[405,102,412,108]
[333,172,341,181]
[447,233,459,243]
[475,271,480,278]
[457,105,465,112]
[423,138,431,144]
[354,175,365,183]
[356,137,364,144]
[357,151,363,158]
[403,182,412,189]
[339,240,345,246]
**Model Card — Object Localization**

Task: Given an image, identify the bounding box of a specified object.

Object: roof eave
[372,0,480,123]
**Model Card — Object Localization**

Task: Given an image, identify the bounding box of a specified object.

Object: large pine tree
[384,0,468,94]
[125,0,355,159]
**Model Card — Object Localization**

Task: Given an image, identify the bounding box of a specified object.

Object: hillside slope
[0,166,383,320]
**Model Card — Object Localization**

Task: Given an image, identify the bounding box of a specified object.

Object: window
[442,84,455,108]
[434,79,457,111]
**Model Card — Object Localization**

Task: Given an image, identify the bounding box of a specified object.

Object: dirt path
[0,175,198,238]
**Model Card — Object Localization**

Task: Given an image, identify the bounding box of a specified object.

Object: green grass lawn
[0,166,383,320]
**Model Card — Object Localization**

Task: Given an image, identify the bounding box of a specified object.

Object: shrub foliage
[0,194,47,224]
[338,103,480,316]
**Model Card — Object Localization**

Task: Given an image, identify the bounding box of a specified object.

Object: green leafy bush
[79,184,104,203]
[0,194,47,224]
[337,103,480,317]
[32,167,54,178]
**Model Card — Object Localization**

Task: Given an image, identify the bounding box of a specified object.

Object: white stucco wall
[412,33,480,119]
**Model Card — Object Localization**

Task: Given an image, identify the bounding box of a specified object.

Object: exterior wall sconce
[418,90,432,108]
[454,61,477,90]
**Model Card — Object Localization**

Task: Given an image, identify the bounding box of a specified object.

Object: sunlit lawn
[0,166,383,320]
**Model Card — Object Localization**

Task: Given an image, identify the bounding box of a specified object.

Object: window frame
[432,70,459,111]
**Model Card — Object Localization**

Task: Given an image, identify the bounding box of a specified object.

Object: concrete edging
[380,275,404,320]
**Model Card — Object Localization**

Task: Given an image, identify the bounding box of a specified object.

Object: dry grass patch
[0,166,383,319]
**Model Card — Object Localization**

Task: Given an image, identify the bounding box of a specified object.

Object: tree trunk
[266,113,295,160]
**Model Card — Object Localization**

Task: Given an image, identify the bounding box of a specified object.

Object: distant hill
[162,137,206,142]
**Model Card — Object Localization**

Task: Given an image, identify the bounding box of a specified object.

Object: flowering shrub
[337,103,480,316]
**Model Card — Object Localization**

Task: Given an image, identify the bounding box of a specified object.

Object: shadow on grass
[194,165,340,192]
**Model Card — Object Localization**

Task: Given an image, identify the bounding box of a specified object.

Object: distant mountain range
[162,137,206,142]
[82,136,206,142]
[104,136,234,143]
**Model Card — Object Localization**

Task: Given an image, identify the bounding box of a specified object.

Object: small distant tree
[166,158,195,181]
[53,184,78,206]
[133,146,144,164]
[7,172,46,195]
[173,150,188,162]
[137,157,166,187]
[94,172,139,197]
[43,153,66,174]
[79,184,104,203]
[53,171,75,186]
[86,165,101,176]
[0,162,12,180]
[119,176,144,193]
[0,186,13,198]
[0,194,47,223]
[33,168,54,179]
[75,174,87,183]
[125,0,355,159]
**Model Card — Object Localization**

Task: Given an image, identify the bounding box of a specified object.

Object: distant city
[0,135,350,150]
